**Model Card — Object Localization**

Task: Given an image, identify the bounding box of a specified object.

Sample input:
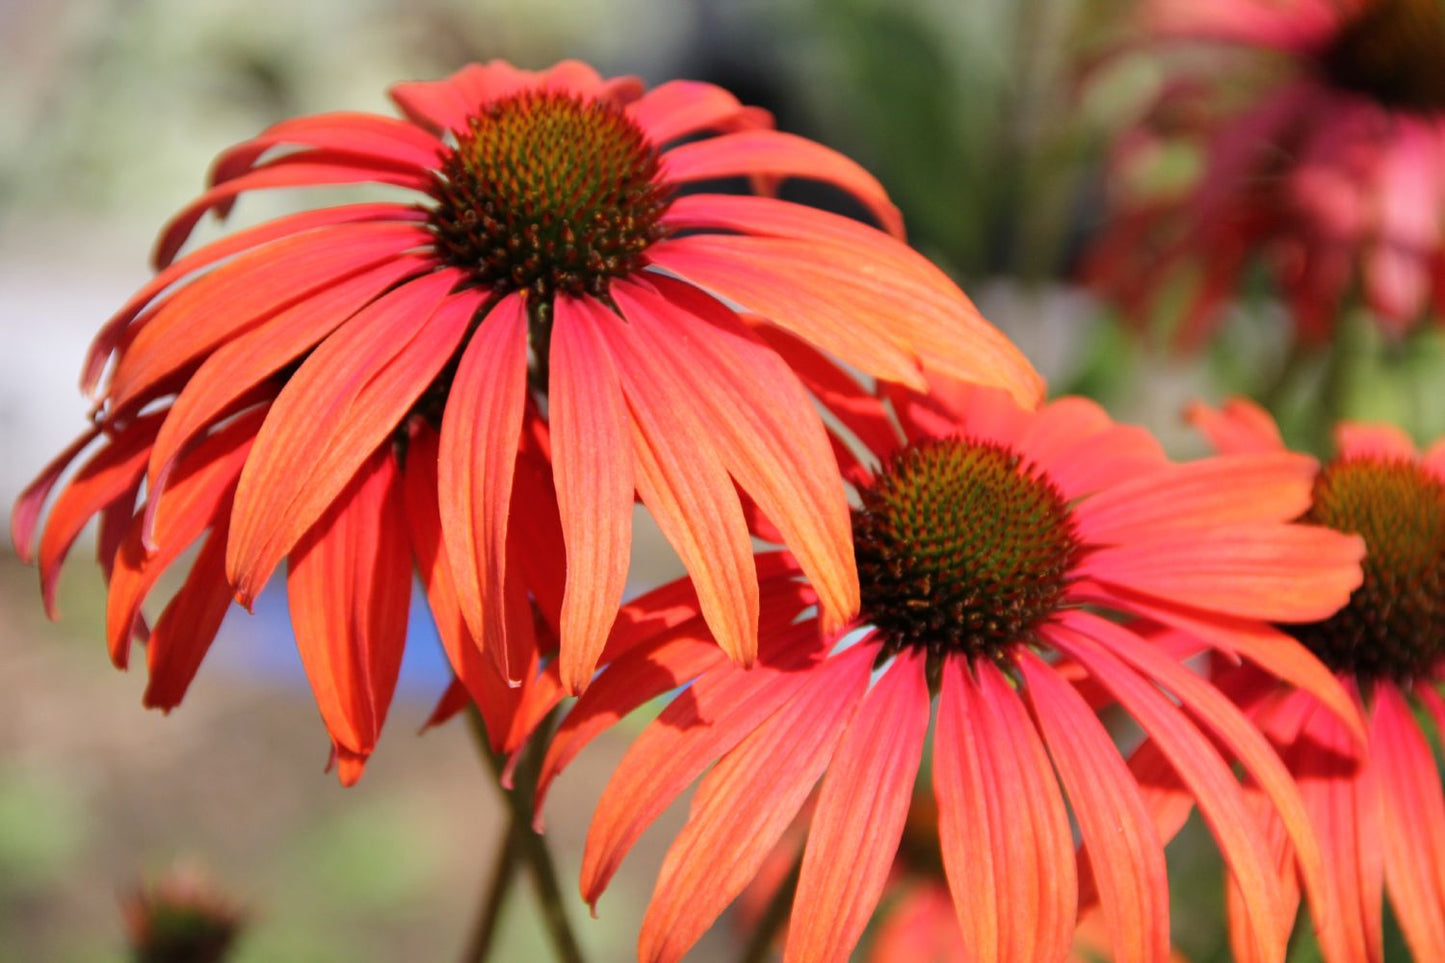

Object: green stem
[467,708,586,963]
[460,827,521,963]
[738,850,802,963]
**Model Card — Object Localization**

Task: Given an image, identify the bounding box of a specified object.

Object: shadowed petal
[142,522,234,711]
[286,449,411,786]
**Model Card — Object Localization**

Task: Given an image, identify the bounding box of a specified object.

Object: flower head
[12,61,1041,780]
[1089,0,1445,346]
[539,379,1366,963]
[1190,398,1445,962]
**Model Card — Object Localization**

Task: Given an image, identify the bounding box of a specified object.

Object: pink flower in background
[1089,0,1445,347]
[1188,399,1445,962]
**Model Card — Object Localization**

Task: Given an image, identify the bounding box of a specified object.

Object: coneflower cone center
[429,91,671,298]
[1322,0,1445,112]
[1287,457,1445,682]
[853,438,1079,663]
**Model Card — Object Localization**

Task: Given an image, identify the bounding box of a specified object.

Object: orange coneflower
[1089,0,1445,347]
[535,378,1366,963]
[12,60,1041,780]
[1187,398,1445,962]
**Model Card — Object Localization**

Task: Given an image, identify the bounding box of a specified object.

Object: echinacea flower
[11,60,1042,780]
[534,379,1367,963]
[1088,0,1445,346]
[1186,398,1445,962]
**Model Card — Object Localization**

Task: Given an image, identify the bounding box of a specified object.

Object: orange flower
[534,379,1366,963]
[1187,398,1445,962]
[1089,0,1445,346]
[12,60,1041,781]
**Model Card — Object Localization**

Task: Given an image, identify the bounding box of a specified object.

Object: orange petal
[437,294,533,682]
[225,272,474,607]
[1018,651,1170,963]
[614,278,858,635]
[639,643,872,963]
[579,622,824,907]
[1045,622,1292,961]
[1074,452,1319,544]
[934,657,1078,963]
[1372,683,1445,960]
[286,450,411,786]
[596,304,759,666]
[1078,523,1365,622]
[548,296,635,693]
[784,650,930,963]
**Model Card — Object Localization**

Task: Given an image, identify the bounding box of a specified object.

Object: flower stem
[738,850,802,963]
[461,827,520,963]
[465,707,587,963]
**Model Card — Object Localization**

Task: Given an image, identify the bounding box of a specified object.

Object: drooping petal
[1045,622,1292,961]
[1372,683,1445,960]
[437,294,533,681]
[11,426,102,563]
[660,130,903,237]
[108,411,261,669]
[579,622,826,908]
[933,657,1077,963]
[226,272,476,606]
[1069,580,1365,743]
[595,298,760,666]
[286,449,411,786]
[83,203,425,394]
[1078,522,1365,622]
[145,255,430,502]
[111,223,432,412]
[785,650,930,963]
[613,277,858,635]
[1017,651,1170,963]
[37,413,164,616]
[650,235,1043,407]
[402,421,529,755]
[142,522,234,711]
[548,295,635,693]
[639,643,873,963]
[750,324,902,460]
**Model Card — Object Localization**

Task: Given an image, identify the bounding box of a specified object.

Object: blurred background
[1,0,1440,960]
